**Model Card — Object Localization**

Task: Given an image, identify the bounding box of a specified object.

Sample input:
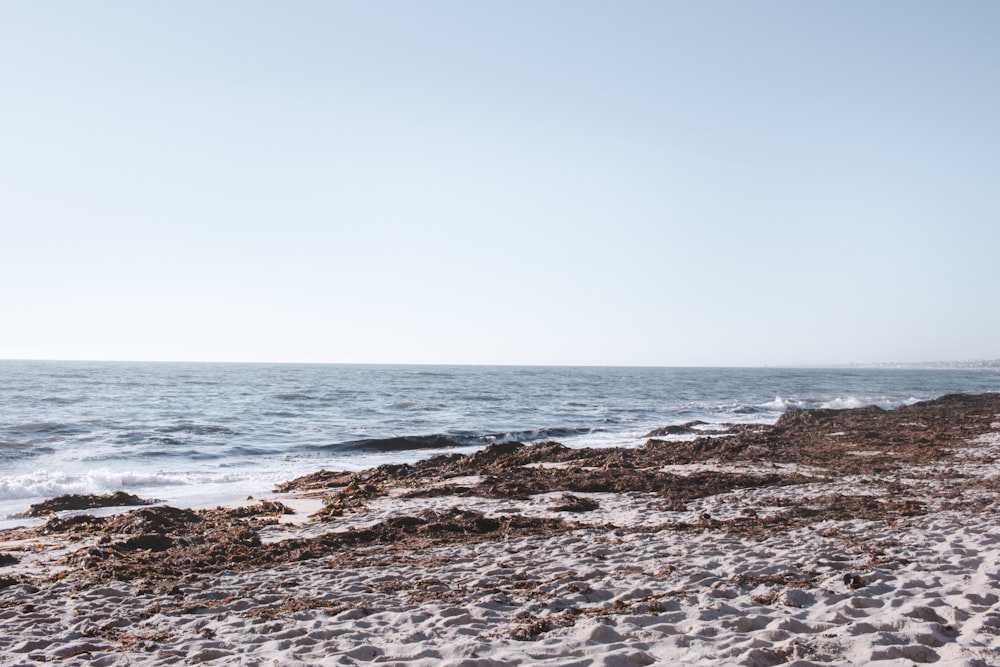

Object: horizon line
[2,357,998,370]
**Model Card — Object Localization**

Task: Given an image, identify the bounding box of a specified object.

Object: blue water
[1,361,997,525]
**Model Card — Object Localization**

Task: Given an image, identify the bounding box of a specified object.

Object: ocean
[2,361,997,527]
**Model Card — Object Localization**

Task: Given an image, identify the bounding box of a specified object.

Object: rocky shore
[2,394,999,665]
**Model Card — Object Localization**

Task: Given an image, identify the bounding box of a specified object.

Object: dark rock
[27,491,156,517]
[347,434,460,452]
[0,553,18,567]
[645,421,710,437]
[116,533,173,552]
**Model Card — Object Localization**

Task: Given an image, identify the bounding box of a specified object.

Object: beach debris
[275,469,355,492]
[644,420,736,436]
[225,500,295,517]
[25,491,157,517]
[549,494,600,512]
[2,394,999,615]
[1,393,1000,666]
[509,616,554,641]
[40,514,105,534]
[115,533,173,552]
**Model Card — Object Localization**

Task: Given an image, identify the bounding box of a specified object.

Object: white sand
[1,433,999,666]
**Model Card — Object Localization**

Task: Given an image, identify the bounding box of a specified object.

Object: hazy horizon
[3,357,998,370]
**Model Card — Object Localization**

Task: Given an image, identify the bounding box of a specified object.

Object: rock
[550,494,600,512]
[27,491,156,517]
[645,421,710,436]
[116,533,173,552]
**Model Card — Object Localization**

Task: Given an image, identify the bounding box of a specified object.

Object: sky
[1,1,998,367]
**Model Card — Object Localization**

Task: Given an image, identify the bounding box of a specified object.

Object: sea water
[2,361,997,527]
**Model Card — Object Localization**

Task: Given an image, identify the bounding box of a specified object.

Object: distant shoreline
[845,360,1000,371]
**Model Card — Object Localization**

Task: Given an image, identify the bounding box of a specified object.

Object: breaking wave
[757,395,924,413]
[0,468,248,502]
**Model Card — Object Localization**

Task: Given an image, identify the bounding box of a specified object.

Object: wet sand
[2,394,999,666]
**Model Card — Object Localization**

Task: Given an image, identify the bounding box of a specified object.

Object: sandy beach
[2,393,999,666]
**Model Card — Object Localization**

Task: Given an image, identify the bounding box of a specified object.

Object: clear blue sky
[2,1,998,366]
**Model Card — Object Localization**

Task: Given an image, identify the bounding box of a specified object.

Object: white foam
[0,465,319,525]
[761,396,795,410]
[820,396,869,410]
[761,395,924,413]
[0,468,247,502]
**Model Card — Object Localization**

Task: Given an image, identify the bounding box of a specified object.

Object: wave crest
[0,468,247,502]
